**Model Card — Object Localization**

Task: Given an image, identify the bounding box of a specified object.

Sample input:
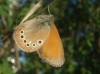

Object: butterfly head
[36,15,55,24]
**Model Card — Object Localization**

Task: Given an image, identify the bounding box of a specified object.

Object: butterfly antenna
[36,0,56,15]
[48,6,51,16]
[54,7,66,19]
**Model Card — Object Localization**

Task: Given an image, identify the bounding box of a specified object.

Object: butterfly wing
[13,19,50,52]
[37,24,65,67]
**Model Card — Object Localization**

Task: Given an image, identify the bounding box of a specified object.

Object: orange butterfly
[13,0,65,67]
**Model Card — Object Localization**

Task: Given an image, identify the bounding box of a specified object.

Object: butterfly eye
[37,40,43,45]
[20,30,24,33]
[20,35,24,38]
[32,43,36,47]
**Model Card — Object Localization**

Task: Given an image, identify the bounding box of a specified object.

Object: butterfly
[13,0,65,67]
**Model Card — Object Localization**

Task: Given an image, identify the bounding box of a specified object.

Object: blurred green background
[0,0,100,74]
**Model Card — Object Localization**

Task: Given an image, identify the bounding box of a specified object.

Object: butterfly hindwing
[37,24,65,67]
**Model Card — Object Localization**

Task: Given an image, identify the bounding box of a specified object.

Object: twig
[0,34,10,42]
[14,44,21,70]
[1,16,8,31]
[0,39,11,58]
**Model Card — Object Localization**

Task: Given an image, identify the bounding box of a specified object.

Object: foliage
[0,0,100,74]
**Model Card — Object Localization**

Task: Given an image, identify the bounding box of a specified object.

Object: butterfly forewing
[13,19,50,52]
